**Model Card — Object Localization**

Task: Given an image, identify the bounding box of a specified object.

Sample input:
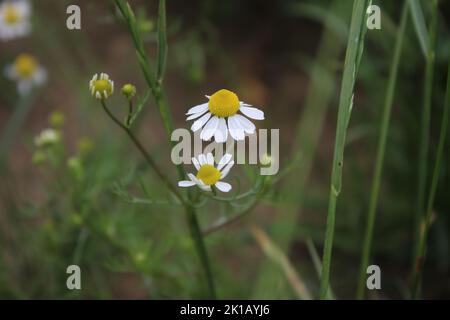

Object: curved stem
[114,0,216,298]
[101,100,185,205]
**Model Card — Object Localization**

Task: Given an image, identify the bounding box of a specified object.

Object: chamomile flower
[0,0,31,40]
[89,73,114,100]
[4,53,47,95]
[178,153,235,192]
[186,89,265,143]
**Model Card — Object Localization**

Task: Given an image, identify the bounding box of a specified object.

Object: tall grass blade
[156,0,167,83]
[306,238,336,299]
[251,226,312,300]
[411,24,450,302]
[414,0,437,272]
[251,0,351,298]
[408,0,430,58]
[356,2,408,299]
[319,0,370,300]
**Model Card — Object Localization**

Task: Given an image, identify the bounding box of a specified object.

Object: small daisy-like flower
[178,153,235,192]
[89,73,114,100]
[34,128,60,147]
[0,0,31,40]
[186,89,265,143]
[4,53,47,95]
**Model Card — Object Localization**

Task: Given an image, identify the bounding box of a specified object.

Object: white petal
[220,160,235,179]
[191,112,211,132]
[235,114,256,134]
[200,116,219,141]
[16,1,31,17]
[193,175,211,191]
[200,185,212,192]
[217,154,232,170]
[192,157,200,171]
[214,117,228,143]
[187,108,209,121]
[34,68,47,85]
[228,116,245,141]
[188,173,198,183]
[240,106,265,120]
[187,102,208,115]
[17,80,32,95]
[178,180,196,187]
[198,154,206,166]
[206,153,214,165]
[215,182,232,193]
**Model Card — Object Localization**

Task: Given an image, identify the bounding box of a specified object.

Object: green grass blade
[319,0,370,300]
[251,0,351,299]
[414,0,437,271]
[156,0,167,83]
[252,227,313,300]
[306,238,336,299]
[356,2,408,300]
[411,3,447,300]
[411,52,450,299]
[408,0,430,58]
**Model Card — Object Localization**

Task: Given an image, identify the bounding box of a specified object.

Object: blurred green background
[0,0,449,299]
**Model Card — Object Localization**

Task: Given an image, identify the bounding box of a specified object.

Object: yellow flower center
[208,89,240,118]
[14,54,37,79]
[4,4,19,24]
[93,79,113,96]
[196,164,221,186]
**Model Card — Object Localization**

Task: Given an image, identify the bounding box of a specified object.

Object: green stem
[112,0,216,298]
[356,2,408,300]
[102,99,216,297]
[101,100,184,204]
[411,36,450,300]
[126,99,133,127]
[203,177,270,236]
[0,93,36,166]
[412,0,438,288]
[319,0,369,300]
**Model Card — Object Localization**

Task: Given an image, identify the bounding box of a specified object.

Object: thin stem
[0,93,36,166]
[102,99,216,297]
[356,2,408,300]
[414,0,437,259]
[411,39,450,300]
[101,100,184,204]
[185,204,216,297]
[306,238,335,299]
[111,0,216,298]
[114,0,182,179]
[203,177,270,236]
[156,0,167,84]
[126,99,133,127]
[319,0,369,299]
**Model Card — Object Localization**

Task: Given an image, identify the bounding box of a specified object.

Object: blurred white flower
[178,153,234,192]
[186,89,265,143]
[89,73,114,100]
[0,0,31,40]
[4,53,47,95]
[34,128,60,147]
